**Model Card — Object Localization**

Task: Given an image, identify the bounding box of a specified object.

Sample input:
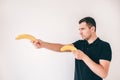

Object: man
[32,17,112,80]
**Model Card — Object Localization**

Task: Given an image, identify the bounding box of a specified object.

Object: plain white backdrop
[0,0,120,80]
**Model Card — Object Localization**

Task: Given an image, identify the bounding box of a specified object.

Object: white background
[0,0,120,80]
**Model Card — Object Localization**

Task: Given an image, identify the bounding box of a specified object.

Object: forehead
[79,22,88,28]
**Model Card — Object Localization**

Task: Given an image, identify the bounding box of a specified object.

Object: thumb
[72,50,77,54]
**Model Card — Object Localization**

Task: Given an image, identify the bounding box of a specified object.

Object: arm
[32,39,73,52]
[73,50,110,79]
[83,56,110,78]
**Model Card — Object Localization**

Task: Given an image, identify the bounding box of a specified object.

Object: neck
[87,34,98,44]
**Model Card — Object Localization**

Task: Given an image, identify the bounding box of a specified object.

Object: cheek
[84,30,91,36]
[83,30,89,34]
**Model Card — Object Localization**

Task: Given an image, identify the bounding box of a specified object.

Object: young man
[32,17,112,80]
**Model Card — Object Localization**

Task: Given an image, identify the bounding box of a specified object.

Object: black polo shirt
[73,38,112,80]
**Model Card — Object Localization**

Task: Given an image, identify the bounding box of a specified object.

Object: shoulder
[98,39,112,61]
[72,40,86,49]
[99,39,111,47]
[98,39,112,53]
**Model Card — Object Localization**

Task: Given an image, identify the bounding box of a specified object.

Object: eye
[80,28,85,30]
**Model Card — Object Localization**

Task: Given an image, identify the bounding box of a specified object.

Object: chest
[79,43,102,63]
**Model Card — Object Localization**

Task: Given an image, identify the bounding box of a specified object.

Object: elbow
[101,72,108,79]
[101,75,107,79]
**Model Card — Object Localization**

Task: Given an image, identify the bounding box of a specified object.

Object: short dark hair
[79,17,96,30]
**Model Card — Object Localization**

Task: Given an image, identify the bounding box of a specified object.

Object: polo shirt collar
[85,37,100,46]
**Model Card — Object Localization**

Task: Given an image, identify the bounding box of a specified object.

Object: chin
[83,38,88,40]
[81,36,86,40]
[81,37,85,40]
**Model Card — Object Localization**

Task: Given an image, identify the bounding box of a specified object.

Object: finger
[31,40,35,43]
[34,40,39,44]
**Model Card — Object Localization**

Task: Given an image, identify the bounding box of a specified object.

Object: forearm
[83,56,108,78]
[42,41,64,52]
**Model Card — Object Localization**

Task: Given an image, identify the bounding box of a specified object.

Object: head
[79,17,96,40]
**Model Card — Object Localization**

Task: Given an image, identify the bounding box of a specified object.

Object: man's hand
[31,39,44,49]
[72,50,87,60]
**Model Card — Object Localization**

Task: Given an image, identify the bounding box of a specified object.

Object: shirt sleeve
[72,40,80,48]
[72,40,85,51]
[99,42,112,61]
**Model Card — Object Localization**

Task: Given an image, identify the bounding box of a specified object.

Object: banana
[60,45,77,51]
[16,34,36,41]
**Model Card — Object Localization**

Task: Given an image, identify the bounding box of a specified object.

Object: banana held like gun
[16,34,36,41]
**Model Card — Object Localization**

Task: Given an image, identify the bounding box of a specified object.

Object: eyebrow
[79,27,85,30]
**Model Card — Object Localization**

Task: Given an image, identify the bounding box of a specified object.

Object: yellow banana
[16,34,36,41]
[60,45,77,51]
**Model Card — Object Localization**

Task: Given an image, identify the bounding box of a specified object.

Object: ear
[91,26,95,32]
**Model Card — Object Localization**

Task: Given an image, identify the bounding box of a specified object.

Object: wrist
[82,55,88,61]
[41,41,45,47]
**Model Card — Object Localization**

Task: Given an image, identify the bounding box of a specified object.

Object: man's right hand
[31,39,44,49]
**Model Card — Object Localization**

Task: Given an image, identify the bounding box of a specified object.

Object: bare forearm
[42,41,64,52]
[83,56,108,78]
